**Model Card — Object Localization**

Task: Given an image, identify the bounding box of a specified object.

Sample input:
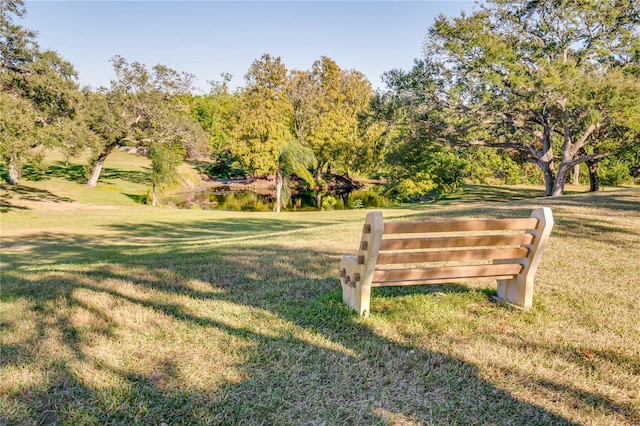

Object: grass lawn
[1,153,639,425]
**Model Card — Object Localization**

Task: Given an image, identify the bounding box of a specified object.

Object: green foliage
[188,75,240,160]
[83,56,209,187]
[321,195,337,210]
[278,140,316,186]
[1,0,84,184]
[599,161,634,186]
[346,189,392,209]
[381,0,640,196]
[233,54,293,177]
[387,175,438,201]
[275,140,316,211]
[382,133,467,201]
[349,199,364,209]
[465,147,543,186]
[201,153,246,179]
[291,56,376,179]
[0,91,35,182]
[149,142,186,189]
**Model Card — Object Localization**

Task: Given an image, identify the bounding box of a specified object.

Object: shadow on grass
[0,245,580,424]
[27,163,87,184]
[99,167,151,185]
[3,191,639,423]
[7,208,640,424]
[543,188,640,213]
[439,184,546,204]
[0,184,74,213]
[382,188,640,250]
[11,161,151,186]
[123,193,148,205]
[533,188,640,248]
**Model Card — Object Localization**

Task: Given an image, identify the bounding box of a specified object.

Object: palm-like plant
[275,141,316,212]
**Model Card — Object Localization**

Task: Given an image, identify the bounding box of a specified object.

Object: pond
[165,187,394,212]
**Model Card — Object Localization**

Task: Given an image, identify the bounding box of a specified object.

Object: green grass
[1,155,640,425]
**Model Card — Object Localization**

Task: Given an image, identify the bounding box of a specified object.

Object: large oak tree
[384,0,640,196]
[84,56,208,188]
[1,0,83,185]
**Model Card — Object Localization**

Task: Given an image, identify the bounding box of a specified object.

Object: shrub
[599,162,633,186]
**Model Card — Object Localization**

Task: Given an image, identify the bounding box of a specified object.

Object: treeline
[2,0,639,205]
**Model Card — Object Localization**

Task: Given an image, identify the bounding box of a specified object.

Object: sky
[22,1,474,93]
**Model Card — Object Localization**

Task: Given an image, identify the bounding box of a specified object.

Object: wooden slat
[383,218,538,234]
[380,233,534,251]
[375,247,529,265]
[372,263,523,283]
[370,275,517,287]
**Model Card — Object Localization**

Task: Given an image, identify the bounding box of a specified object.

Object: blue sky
[22,1,473,92]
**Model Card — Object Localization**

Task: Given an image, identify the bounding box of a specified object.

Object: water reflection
[166,188,393,212]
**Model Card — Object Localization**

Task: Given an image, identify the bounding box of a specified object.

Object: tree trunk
[86,142,119,188]
[315,165,323,183]
[152,183,158,206]
[539,118,556,196]
[540,161,556,196]
[586,158,600,192]
[551,164,570,196]
[274,169,282,213]
[8,154,20,185]
[572,164,580,185]
[315,192,322,210]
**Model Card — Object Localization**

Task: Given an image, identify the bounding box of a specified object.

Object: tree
[188,74,241,176]
[370,60,466,200]
[274,140,316,212]
[84,56,208,188]
[386,0,640,196]
[148,142,185,206]
[292,56,374,180]
[0,91,34,183]
[233,54,294,177]
[1,0,83,184]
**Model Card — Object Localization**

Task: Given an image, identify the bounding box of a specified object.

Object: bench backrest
[354,208,553,292]
[372,215,539,286]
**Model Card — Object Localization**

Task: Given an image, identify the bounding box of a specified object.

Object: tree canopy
[232,54,294,177]
[3,0,639,204]
[1,0,84,184]
[84,55,209,188]
[381,0,640,196]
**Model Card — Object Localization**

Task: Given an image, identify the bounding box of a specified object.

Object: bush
[321,195,337,210]
[599,162,633,186]
[465,147,542,185]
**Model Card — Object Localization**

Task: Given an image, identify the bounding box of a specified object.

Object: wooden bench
[338,208,554,316]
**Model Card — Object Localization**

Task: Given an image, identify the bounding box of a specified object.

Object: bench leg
[339,255,370,316]
[496,207,553,309]
[496,275,533,309]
